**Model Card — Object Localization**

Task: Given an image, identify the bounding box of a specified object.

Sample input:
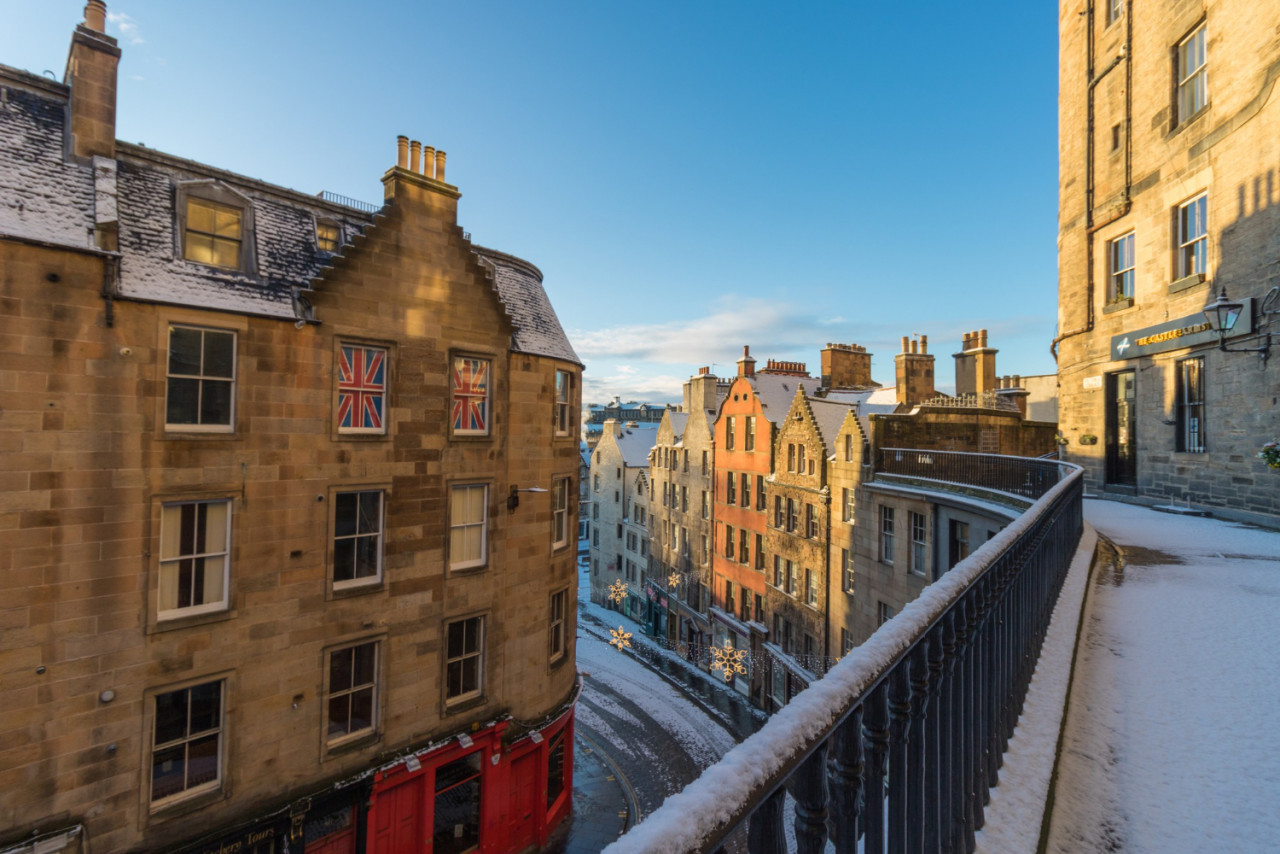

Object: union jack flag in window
[452,357,490,434]
[337,345,386,433]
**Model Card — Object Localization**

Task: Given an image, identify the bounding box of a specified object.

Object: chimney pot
[84,0,107,32]
[424,146,436,178]
[901,336,909,354]
[409,140,421,175]
[435,150,446,183]
[396,136,409,169]
[920,334,928,355]
[910,338,918,354]
[980,329,988,348]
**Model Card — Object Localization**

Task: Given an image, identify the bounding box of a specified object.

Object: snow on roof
[748,373,819,423]
[667,411,689,442]
[475,246,582,366]
[613,423,660,467]
[806,397,857,458]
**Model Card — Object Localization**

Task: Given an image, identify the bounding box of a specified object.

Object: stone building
[586,420,658,610]
[0,5,581,854]
[646,369,726,649]
[583,398,667,450]
[1056,0,1280,522]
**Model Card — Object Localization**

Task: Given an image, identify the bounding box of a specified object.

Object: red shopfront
[367,708,573,854]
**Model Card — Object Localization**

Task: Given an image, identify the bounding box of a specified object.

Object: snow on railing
[605,459,1084,854]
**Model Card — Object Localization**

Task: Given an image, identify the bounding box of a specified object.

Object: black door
[1105,370,1137,485]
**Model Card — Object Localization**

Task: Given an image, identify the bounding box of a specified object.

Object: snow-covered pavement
[1045,500,1280,853]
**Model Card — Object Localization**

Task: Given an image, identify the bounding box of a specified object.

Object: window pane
[169,327,203,375]
[355,536,378,578]
[330,648,353,692]
[185,233,214,265]
[213,206,242,238]
[359,492,381,533]
[349,687,374,732]
[154,689,189,746]
[212,238,239,269]
[200,379,233,425]
[203,331,235,378]
[152,744,187,800]
[448,620,465,657]
[187,200,214,233]
[333,539,355,581]
[352,643,376,684]
[335,492,358,536]
[186,735,219,787]
[328,695,349,737]
[188,682,221,732]
[202,502,228,553]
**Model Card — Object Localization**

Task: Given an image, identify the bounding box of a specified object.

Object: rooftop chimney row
[396,135,446,182]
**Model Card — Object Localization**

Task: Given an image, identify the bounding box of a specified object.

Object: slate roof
[807,398,857,458]
[475,246,581,366]
[611,423,661,468]
[748,373,820,424]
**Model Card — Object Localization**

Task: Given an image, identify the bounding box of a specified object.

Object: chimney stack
[954,327,998,397]
[684,369,721,414]
[737,345,756,379]
[383,135,458,209]
[894,334,935,407]
[65,0,120,161]
[820,342,874,389]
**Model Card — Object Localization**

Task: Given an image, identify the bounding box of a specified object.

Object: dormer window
[176,181,255,273]
[184,199,242,269]
[316,220,340,253]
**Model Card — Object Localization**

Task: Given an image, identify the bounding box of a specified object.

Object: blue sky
[2,1,1060,404]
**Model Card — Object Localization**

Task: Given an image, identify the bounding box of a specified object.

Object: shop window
[547,732,567,810]
[1176,357,1206,452]
[433,753,482,854]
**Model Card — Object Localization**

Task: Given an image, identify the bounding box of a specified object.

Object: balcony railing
[877,447,1067,500]
[605,455,1083,854]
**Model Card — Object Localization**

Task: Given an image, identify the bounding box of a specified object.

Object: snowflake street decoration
[609,626,633,652]
[667,572,681,588]
[608,579,627,605]
[710,643,747,682]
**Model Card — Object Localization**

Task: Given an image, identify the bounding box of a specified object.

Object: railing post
[748,786,787,854]
[888,661,912,852]
[827,707,864,853]
[925,624,946,854]
[938,612,958,854]
[863,684,890,853]
[907,641,931,854]
[791,741,830,853]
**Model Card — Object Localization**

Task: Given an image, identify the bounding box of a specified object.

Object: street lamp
[507,485,547,512]
[1202,285,1278,364]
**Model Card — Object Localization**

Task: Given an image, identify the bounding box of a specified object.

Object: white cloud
[107,11,144,45]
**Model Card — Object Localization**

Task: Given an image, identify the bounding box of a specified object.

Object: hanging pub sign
[1110,298,1254,360]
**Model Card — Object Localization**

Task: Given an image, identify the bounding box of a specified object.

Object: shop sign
[1082,375,1102,389]
[1110,299,1253,360]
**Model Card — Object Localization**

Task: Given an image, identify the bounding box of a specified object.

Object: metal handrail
[317,190,383,214]
[606,459,1084,854]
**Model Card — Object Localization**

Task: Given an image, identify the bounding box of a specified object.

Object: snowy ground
[1045,500,1280,853]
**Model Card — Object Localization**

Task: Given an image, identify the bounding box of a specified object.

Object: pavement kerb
[578,729,642,831]
[1035,522,1105,854]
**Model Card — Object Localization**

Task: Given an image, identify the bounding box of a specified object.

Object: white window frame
[449,484,489,570]
[158,499,231,620]
[1176,23,1208,125]
[165,325,236,432]
[1177,193,1208,279]
[552,478,570,550]
[325,641,379,746]
[554,370,574,437]
[842,548,855,594]
[909,510,928,577]
[1108,232,1135,302]
[880,505,895,565]
[549,589,567,663]
[445,615,486,705]
[150,680,224,807]
[1176,356,1206,453]
[333,490,384,590]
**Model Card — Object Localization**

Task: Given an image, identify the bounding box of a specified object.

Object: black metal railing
[605,459,1083,854]
[317,190,383,214]
[877,448,1067,500]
